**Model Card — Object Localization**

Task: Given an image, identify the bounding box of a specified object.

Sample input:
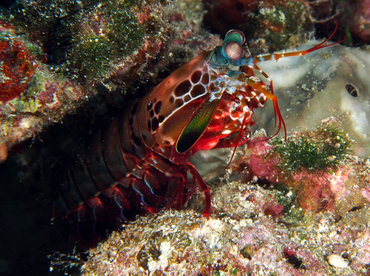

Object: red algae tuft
[0,21,37,102]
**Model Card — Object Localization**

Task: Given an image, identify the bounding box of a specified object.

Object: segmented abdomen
[54,100,194,236]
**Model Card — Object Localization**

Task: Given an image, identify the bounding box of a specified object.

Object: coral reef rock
[80,151,370,275]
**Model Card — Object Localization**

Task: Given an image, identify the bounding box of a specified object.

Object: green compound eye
[224,29,246,45]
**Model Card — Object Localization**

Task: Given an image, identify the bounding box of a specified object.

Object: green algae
[69,2,146,80]
[271,124,351,172]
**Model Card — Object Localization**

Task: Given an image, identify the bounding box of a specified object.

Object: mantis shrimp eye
[225,29,246,45]
[224,41,244,60]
